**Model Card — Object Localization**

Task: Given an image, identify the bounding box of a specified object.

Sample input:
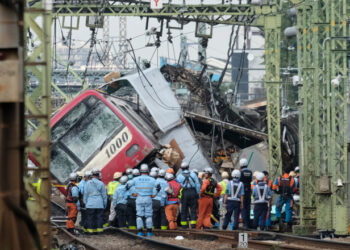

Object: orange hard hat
[166,168,175,174]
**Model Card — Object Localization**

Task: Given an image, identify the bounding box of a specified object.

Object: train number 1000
[105,132,129,158]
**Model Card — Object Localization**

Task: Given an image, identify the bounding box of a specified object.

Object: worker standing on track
[113,176,129,228]
[262,171,273,230]
[239,158,253,229]
[126,169,139,229]
[66,173,80,235]
[107,172,122,226]
[222,170,244,230]
[272,168,297,231]
[176,162,200,229]
[150,170,161,229]
[78,171,90,232]
[219,171,229,228]
[83,169,107,234]
[127,164,157,237]
[197,168,222,229]
[152,169,169,230]
[164,173,182,230]
[252,172,272,231]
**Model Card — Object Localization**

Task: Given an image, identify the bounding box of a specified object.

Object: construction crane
[16,0,349,248]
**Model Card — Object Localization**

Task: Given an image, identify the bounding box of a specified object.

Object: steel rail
[105,227,192,250]
[129,228,350,250]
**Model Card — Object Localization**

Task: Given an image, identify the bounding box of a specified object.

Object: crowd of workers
[65,158,300,236]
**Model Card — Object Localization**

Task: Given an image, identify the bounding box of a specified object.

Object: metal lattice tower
[118,16,127,68]
[24,0,52,247]
[103,16,112,67]
[264,14,282,179]
[296,0,348,235]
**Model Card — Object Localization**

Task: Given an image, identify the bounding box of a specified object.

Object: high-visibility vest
[32,178,42,194]
[107,181,119,196]
[219,180,227,195]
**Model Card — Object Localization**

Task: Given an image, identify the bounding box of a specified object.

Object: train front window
[51,146,79,183]
[52,102,87,142]
[61,100,124,163]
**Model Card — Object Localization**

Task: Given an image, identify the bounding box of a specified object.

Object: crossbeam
[52,1,279,26]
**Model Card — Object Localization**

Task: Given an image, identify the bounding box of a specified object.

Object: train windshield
[51,96,125,183]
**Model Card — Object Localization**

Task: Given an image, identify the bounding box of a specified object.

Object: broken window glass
[61,100,125,163]
[52,102,88,142]
[51,145,79,183]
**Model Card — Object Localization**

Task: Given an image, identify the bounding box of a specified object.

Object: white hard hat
[84,171,91,177]
[205,168,214,174]
[150,171,158,178]
[92,168,100,175]
[158,169,166,177]
[126,168,133,175]
[221,171,229,179]
[165,173,174,181]
[132,169,140,176]
[151,167,159,173]
[119,176,128,185]
[140,163,149,173]
[231,169,241,179]
[239,158,248,167]
[181,162,189,169]
[295,166,300,172]
[256,172,265,181]
[69,173,78,181]
[113,172,122,179]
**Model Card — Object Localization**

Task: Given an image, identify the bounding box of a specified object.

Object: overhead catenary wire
[127,39,181,111]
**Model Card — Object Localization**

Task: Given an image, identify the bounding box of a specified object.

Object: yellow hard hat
[113,172,122,179]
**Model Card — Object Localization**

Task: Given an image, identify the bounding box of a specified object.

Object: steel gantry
[295,0,348,235]
[24,0,52,248]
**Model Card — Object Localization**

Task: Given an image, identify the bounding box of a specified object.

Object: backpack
[66,183,75,203]
[279,176,292,198]
[204,178,217,196]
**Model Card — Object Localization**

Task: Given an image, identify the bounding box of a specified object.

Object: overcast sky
[54,1,264,68]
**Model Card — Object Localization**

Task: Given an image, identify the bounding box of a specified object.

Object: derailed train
[30,68,211,189]
[30,67,299,190]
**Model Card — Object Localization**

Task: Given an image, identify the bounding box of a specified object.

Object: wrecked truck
[32,68,211,188]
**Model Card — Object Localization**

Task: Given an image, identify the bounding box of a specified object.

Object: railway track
[128,228,350,249]
[53,223,191,250]
[52,203,350,249]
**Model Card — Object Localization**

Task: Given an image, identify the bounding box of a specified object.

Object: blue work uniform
[240,168,253,228]
[223,179,244,230]
[252,182,272,230]
[153,177,169,229]
[83,177,107,233]
[176,170,200,228]
[113,184,128,228]
[128,175,157,230]
[273,174,297,223]
[78,179,86,230]
[125,178,137,229]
